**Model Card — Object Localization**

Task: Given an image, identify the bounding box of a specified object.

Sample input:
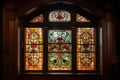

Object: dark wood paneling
[2,0,117,80]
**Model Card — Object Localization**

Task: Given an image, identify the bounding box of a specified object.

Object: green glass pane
[48,30,72,70]
[48,53,72,70]
[48,30,72,43]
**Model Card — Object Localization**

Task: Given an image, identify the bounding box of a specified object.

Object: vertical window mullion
[72,27,77,73]
[43,27,48,73]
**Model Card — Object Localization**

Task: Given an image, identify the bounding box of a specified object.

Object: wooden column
[0,2,3,80]
[3,4,18,80]
[102,3,113,80]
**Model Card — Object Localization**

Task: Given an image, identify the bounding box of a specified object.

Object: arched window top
[21,1,99,24]
[30,14,43,22]
[76,14,90,22]
[28,13,91,23]
[49,10,71,22]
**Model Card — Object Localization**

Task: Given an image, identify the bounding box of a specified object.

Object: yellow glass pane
[77,28,96,44]
[25,53,43,70]
[30,14,43,22]
[25,28,43,44]
[76,28,96,70]
[24,28,43,70]
[77,45,96,52]
[77,53,95,70]
[76,14,90,22]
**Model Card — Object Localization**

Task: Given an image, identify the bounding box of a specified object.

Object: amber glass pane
[30,14,43,22]
[49,10,71,22]
[77,28,96,70]
[48,30,72,70]
[77,28,95,44]
[77,45,96,53]
[76,14,90,22]
[25,45,43,53]
[24,28,43,70]
[77,53,95,70]
[25,53,43,70]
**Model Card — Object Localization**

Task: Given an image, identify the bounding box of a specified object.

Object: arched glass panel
[76,28,96,70]
[49,10,71,22]
[30,14,43,22]
[76,14,90,22]
[24,28,43,70]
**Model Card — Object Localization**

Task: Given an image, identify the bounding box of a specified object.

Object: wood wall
[2,0,117,80]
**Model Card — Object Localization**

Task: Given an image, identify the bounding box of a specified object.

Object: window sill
[19,72,100,76]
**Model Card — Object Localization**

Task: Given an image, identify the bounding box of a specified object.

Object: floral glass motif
[49,10,71,22]
[48,44,72,52]
[30,14,43,22]
[48,30,72,70]
[77,53,95,70]
[48,30,71,43]
[76,14,90,22]
[77,45,96,53]
[77,28,96,70]
[24,28,43,70]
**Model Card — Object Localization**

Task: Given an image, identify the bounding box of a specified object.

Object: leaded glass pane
[30,14,43,22]
[24,28,43,70]
[77,28,96,70]
[76,14,90,22]
[77,28,95,44]
[48,30,72,70]
[25,53,43,70]
[48,44,72,52]
[48,30,72,43]
[25,28,43,44]
[77,45,96,53]
[77,53,95,70]
[48,53,72,70]
[49,10,71,22]
[25,45,43,53]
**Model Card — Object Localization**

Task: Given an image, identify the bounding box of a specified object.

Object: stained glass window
[24,28,43,70]
[48,30,72,70]
[77,28,96,70]
[30,14,43,22]
[21,8,99,73]
[49,10,71,22]
[76,14,90,22]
